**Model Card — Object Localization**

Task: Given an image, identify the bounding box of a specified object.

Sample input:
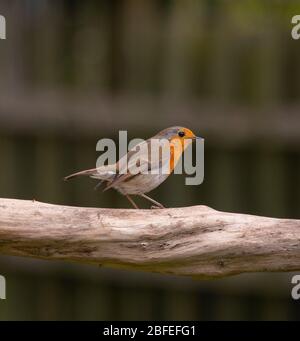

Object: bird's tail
[64,165,116,181]
[64,168,98,181]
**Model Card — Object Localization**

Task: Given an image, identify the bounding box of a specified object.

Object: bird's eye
[178,131,185,138]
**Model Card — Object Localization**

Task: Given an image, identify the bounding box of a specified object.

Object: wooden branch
[0,198,300,279]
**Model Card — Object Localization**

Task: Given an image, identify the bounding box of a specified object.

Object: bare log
[0,198,299,279]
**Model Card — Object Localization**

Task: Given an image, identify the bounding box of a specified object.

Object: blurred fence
[1,1,300,105]
[0,0,300,320]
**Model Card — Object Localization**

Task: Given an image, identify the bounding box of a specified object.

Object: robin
[64,126,201,209]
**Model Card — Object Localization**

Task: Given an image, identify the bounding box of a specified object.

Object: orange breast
[169,139,185,172]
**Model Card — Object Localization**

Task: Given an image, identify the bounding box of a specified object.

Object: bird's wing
[103,139,171,191]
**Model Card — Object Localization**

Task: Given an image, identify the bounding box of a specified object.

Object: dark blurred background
[0,0,300,320]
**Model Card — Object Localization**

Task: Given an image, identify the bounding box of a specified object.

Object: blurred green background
[0,0,300,320]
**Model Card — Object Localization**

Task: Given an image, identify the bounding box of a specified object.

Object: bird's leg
[125,195,139,209]
[140,194,165,209]
[94,180,104,191]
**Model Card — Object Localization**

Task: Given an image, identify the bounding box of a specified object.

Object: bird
[64,126,201,209]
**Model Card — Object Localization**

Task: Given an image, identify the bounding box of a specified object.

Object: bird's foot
[150,205,165,209]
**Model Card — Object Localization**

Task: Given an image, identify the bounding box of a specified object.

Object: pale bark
[0,198,299,279]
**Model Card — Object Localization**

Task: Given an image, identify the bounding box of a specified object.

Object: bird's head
[156,126,202,149]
